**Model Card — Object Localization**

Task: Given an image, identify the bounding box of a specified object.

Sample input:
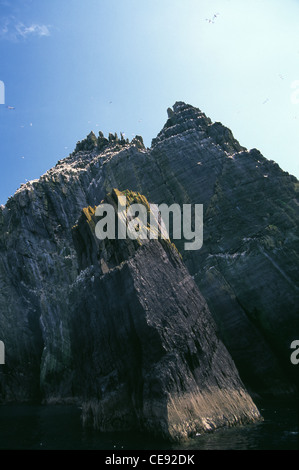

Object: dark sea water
[0,400,298,450]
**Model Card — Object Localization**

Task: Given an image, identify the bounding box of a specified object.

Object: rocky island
[0,102,298,441]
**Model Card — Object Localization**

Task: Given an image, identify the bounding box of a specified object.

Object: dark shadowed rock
[69,191,261,441]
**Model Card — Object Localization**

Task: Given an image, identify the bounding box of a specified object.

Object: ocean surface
[0,400,298,450]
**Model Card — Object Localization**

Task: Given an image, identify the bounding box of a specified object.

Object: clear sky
[0,0,298,205]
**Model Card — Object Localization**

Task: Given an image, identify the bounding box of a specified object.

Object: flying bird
[206,13,219,24]
[6,106,15,110]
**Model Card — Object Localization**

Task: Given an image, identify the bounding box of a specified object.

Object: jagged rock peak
[164,101,212,131]
[152,101,244,153]
[73,130,131,155]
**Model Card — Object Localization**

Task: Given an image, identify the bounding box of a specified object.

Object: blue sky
[0,0,298,205]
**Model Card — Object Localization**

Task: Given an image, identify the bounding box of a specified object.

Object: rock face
[69,190,260,441]
[0,101,298,414]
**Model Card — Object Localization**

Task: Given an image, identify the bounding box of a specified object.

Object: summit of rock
[151,101,245,154]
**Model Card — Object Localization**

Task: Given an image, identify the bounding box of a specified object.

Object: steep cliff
[0,101,298,408]
[69,190,260,441]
